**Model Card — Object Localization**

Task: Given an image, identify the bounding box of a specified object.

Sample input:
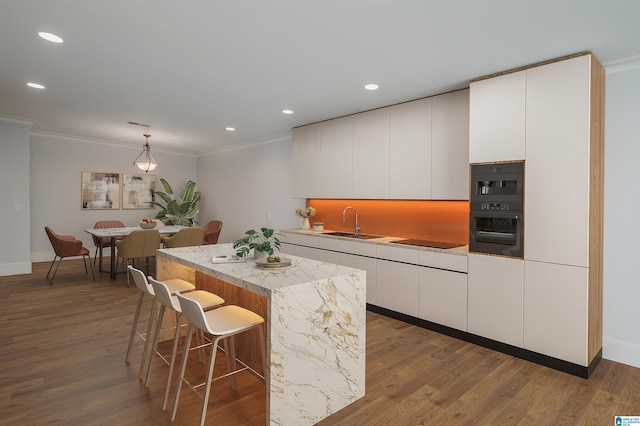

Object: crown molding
[604,55,640,75]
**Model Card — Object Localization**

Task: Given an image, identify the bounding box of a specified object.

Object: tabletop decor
[233,227,281,259]
[138,218,157,229]
[81,171,120,210]
[152,178,201,226]
[295,206,316,230]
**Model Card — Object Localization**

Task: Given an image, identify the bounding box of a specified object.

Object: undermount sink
[323,231,381,240]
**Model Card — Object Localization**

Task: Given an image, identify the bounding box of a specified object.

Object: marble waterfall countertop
[157,242,366,295]
[156,243,366,425]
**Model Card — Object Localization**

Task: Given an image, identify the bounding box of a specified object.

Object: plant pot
[300,217,311,230]
[254,249,269,260]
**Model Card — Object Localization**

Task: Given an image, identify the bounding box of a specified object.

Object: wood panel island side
[156,244,366,425]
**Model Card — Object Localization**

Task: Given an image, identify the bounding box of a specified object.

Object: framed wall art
[81,171,120,210]
[122,173,156,209]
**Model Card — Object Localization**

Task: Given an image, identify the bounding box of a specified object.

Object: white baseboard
[31,251,108,263]
[603,337,640,369]
[0,261,32,277]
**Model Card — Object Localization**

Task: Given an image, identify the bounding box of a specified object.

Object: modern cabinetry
[291,89,469,200]
[352,107,390,198]
[339,240,378,304]
[318,115,353,198]
[523,54,604,369]
[467,254,524,347]
[389,98,432,199]
[525,55,592,267]
[376,259,419,317]
[418,257,467,331]
[469,71,526,163]
[291,124,321,198]
[468,53,604,373]
[431,89,470,199]
[375,244,419,317]
[524,260,589,365]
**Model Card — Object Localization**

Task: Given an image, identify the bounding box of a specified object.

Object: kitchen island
[156,243,366,425]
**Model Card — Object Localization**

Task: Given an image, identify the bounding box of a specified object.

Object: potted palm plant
[233,228,281,259]
[153,178,201,226]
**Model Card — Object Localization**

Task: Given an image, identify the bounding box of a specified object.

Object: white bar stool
[171,293,267,426]
[125,265,196,379]
[146,277,225,411]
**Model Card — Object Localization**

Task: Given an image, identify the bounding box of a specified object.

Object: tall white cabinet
[468,53,604,372]
[523,55,604,368]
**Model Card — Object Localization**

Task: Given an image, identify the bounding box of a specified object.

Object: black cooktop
[394,239,463,249]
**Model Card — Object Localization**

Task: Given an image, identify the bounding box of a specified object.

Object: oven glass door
[470,211,523,257]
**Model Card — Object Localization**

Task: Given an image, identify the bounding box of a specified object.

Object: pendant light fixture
[133,134,158,173]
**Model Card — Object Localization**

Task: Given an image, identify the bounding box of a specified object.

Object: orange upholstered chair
[91,220,126,265]
[203,220,223,245]
[45,226,95,285]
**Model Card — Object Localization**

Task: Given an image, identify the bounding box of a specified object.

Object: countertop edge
[279,228,469,256]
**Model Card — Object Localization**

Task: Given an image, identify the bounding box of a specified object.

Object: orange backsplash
[306,199,470,245]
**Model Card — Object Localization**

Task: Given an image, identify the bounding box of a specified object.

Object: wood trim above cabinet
[470,51,592,83]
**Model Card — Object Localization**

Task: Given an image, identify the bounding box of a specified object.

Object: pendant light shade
[133,134,158,173]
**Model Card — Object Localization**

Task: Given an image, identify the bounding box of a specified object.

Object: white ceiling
[1,1,639,155]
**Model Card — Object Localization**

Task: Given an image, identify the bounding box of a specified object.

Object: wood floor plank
[2,259,639,425]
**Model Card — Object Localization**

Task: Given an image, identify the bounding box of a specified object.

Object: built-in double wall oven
[469,161,524,258]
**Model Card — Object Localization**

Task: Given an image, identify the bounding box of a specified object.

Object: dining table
[84,225,184,279]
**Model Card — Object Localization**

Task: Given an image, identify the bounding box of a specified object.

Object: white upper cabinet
[432,89,470,199]
[389,98,432,199]
[291,124,322,198]
[352,107,390,198]
[318,115,353,198]
[524,55,591,267]
[291,90,469,199]
[469,71,526,163]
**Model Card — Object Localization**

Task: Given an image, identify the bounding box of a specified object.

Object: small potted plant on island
[233,227,282,260]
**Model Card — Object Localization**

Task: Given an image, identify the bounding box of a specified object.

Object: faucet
[342,206,360,236]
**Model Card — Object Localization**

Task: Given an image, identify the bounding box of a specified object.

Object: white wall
[0,118,33,275]
[602,59,640,368]
[197,136,302,245]
[29,132,197,262]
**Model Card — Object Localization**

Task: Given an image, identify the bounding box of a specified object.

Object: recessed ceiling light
[226,127,236,131]
[364,83,379,91]
[27,82,45,89]
[38,32,63,43]
[282,109,294,115]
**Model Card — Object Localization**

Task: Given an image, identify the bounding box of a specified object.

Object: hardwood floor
[1,259,639,425]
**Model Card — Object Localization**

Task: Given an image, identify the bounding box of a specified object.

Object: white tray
[211,255,245,264]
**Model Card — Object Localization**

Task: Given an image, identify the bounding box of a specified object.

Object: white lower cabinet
[468,254,524,347]
[307,247,339,264]
[376,259,419,317]
[280,242,308,258]
[524,260,588,366]
[340,253,377,304]
[418,266,467,331]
